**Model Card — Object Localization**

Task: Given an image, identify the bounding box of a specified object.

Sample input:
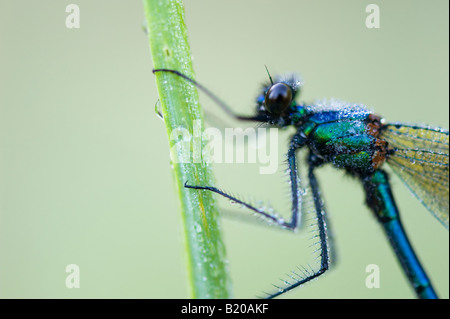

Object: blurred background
[0,0,448,298]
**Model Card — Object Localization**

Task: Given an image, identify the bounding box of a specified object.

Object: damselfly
[153,68,449,299]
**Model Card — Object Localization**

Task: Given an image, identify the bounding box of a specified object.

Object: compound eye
[264,83,292,115]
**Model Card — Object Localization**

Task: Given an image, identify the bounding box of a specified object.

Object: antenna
[264,65,274,85]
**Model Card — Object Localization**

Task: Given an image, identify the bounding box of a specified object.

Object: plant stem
[143,0,232,298]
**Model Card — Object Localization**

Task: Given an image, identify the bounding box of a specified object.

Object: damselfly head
[255,72,304,126]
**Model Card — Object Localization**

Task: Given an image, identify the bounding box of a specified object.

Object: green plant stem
[143,0,232,298]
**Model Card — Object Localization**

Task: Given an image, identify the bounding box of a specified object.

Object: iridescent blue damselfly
[153,68,449,299]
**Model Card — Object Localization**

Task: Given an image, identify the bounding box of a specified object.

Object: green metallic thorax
[299,110,378,175]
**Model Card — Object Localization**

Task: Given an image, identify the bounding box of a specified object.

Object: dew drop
[194,222,202,233]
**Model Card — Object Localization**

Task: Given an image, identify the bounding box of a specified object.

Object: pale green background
[0,0,448,298]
